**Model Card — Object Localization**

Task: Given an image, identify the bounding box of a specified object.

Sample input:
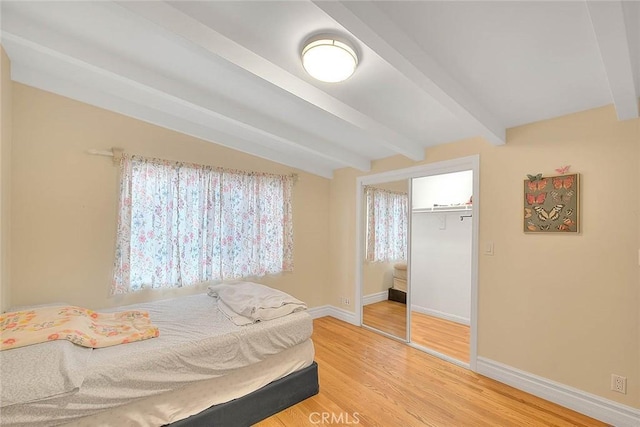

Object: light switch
[439,216,446,230]
[484,242,494,256]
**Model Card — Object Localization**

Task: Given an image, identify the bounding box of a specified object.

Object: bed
[0,291,318,426]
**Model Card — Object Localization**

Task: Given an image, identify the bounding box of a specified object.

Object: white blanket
[207,282,307,325]
[1,340,92,407]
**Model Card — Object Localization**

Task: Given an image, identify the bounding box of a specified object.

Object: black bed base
[167,362,319,427]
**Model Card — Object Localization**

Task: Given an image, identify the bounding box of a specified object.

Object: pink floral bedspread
[0,306,159,350]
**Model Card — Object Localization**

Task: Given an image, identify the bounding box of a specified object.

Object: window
[365,186,408,262]
[112,155,293,294]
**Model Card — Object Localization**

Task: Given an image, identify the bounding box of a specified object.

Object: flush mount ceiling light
[301,35,358,83]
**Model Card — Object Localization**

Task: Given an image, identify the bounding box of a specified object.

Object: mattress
[393,278,407,292]
[393,263,407,280]
[65,340,315,427]
[1,293,313,426]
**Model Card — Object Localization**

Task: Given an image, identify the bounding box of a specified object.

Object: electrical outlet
[611,374,627,394]
[344,298,350,306]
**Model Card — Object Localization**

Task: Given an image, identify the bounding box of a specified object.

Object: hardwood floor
[362,299,407,338]
[363,300,470,363]
[256,317,606,427]
[411,311,470,363]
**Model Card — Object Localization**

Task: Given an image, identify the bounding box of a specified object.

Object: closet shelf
[413,205,472,213]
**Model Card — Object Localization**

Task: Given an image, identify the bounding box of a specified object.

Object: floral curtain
[365,186,408,262]
[112,154,293,294]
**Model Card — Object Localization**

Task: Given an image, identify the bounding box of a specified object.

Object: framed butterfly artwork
[523,173,580,233]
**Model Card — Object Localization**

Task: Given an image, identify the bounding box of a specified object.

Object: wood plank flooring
[256,317,606,427]
[411,311,470,363]
[362,300,407,338]
[362,300,470,363]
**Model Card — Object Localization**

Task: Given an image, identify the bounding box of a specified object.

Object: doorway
[355,155,479,370]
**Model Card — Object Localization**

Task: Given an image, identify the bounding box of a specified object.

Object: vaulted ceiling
[2,1,638,178]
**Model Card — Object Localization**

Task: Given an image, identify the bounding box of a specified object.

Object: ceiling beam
[10,61,337,179]
[2,31,369,172]
[115,0,425,161]
[313,1,506,146]
[586,1,638,121]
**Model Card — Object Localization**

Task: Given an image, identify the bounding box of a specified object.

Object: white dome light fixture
[301,35,358,83]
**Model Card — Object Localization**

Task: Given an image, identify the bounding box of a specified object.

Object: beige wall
[329,105,640,407]
[10,83,330,310]
[0,46,12,312]
[362,262,394,297]
[329,167,359,309]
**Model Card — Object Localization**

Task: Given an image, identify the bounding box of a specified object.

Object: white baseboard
[362,291,387,306]
[477,357,640,427]
[411,304,470,326]
[307,305,358,326]
[307,305,333,319]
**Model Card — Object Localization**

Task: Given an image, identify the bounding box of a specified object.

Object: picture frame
[523,173,579,233]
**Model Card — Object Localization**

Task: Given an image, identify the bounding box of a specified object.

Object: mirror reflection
[361,181,408,339]
[409,171,472,363]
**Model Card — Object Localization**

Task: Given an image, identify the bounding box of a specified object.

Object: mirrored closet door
[357,156,479,369]
[360,180,409,340]
[409,171,473,364]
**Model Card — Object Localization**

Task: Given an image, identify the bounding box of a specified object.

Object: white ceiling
[1,1,638,178]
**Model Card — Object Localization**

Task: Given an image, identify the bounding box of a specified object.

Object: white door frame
[355,155,480,371]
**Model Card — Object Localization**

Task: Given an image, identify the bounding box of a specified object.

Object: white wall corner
[362,291,387,306]
[307,305,358,326]
[411,304,470,326]
[476,357,640,427]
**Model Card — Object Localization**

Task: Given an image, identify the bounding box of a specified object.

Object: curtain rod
[86,149,113,157]
[87,148,299,183]
[87,147,123,165]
